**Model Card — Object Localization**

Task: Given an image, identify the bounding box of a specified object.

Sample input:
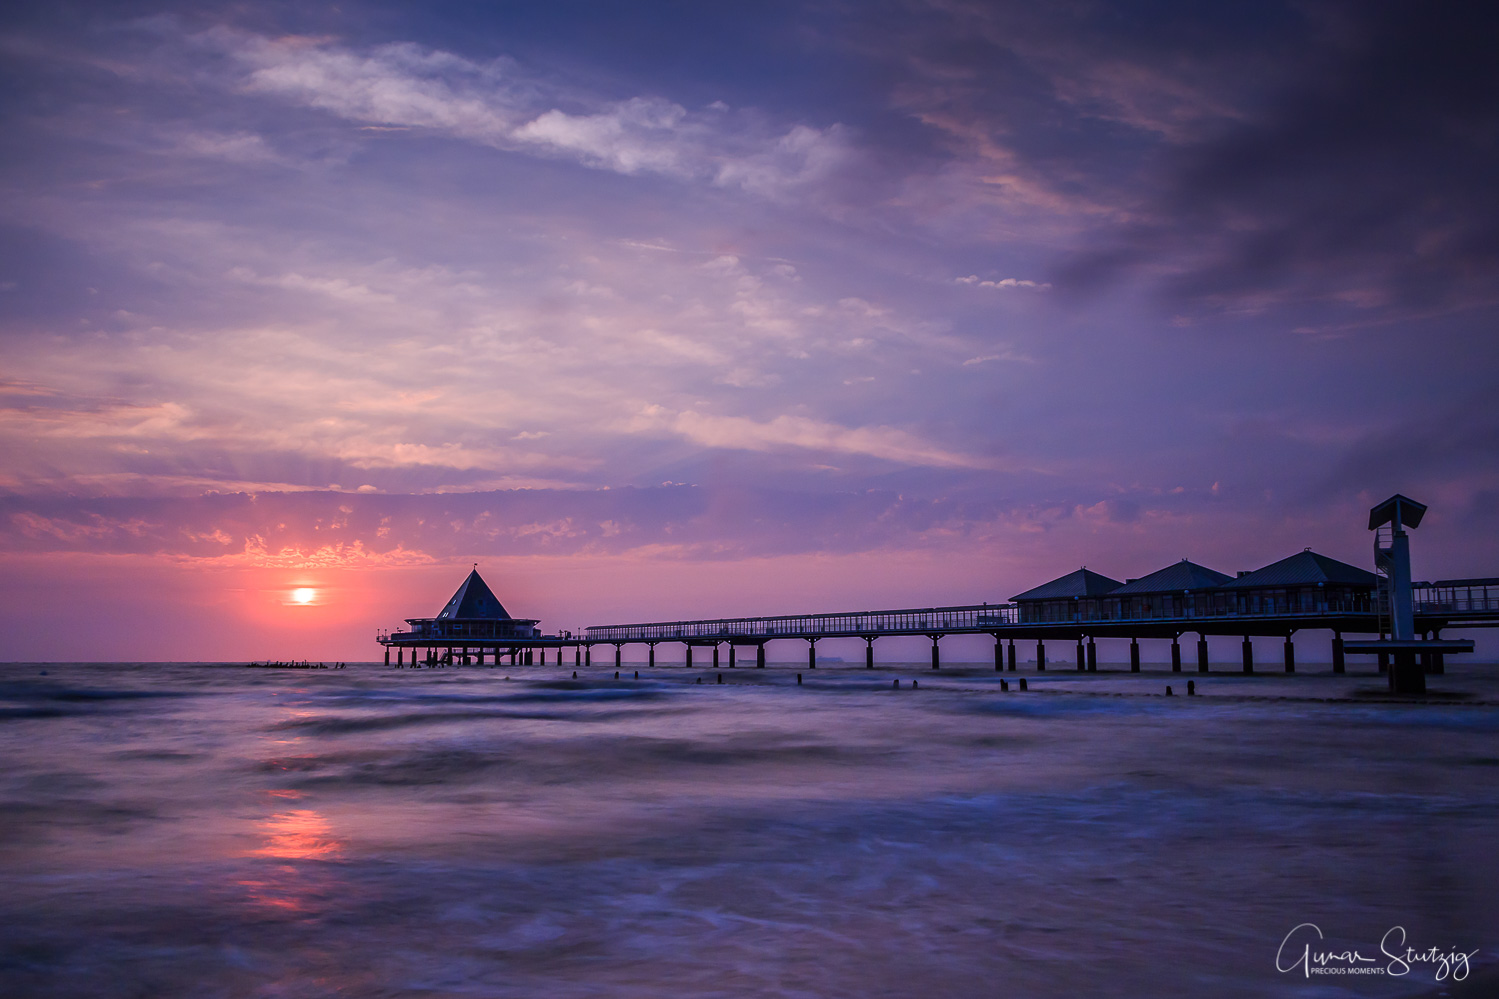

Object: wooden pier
[377,498,1498,685]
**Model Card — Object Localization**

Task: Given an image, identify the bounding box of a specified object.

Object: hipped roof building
[1010,550,1380,626]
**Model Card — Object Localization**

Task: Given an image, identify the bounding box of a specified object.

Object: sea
[2,659,1497,998]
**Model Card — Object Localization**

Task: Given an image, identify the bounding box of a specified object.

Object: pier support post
[808,639,817,670]
[1389,650,1425,694]
[714,644,720,668]
[1283,637,1295,673]
[1008,641,1017,671]
[384,647,390,666]
[1332,635,1344,673]
[1197,637,1209,673]
[756,644,765,668]
[686,645,693,669]
[993,636,1003,671]
[1036,641,1046,671]
[868,637,876,669]
[575,646,581,667]
[648,643,656,668]
[1241,638,1253,674]
[730,645,736,668]
[614,644,622,669]
[1076,639,1085,672]
[585,645,592,667]
[1087,639,1098,672]
[930,636,940,669]
[1171,639,1181,673]
[1130,639,1141,673]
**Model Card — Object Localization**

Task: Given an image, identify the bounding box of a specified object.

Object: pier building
[377,568,549,667]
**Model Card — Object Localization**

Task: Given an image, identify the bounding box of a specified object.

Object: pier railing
[585,605,1012,642]
[584,585,1499,644]
[584,601,1376,642]
[1413,579,1499,617]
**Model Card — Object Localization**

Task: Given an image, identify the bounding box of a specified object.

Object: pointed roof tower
[1010,568,1124,602]
[435,568,513,621]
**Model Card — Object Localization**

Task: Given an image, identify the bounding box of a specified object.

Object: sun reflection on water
[251,806,342,860]
[238,800,347,915]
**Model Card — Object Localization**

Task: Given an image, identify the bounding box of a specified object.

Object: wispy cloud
[954,275,1050,291]
[628,406,997,470]
[206,29,851,199]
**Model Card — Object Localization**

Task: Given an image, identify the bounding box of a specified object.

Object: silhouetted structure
[379,499,1496,680]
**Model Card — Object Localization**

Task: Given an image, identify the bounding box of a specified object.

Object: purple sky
[2,1,1497,661]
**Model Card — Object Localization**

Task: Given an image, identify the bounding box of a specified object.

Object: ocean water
[2,660,1497,998]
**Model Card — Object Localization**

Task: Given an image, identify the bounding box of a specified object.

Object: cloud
[954,275,1050,290]
[0,487,1003,562]
[1053,2,1499,314]
[630,407,998,470]
[209,29,851,198]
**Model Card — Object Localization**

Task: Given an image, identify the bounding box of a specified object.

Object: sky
[2,0,1497,661]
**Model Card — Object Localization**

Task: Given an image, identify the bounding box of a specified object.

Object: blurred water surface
[2,661,1497,997]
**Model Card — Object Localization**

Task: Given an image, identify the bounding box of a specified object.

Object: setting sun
[290,588,316,605]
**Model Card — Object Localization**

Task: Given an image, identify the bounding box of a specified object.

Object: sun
[290,587,316,605]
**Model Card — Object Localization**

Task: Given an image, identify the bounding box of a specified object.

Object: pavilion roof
[1110,560,1234,595]
[1220,550,1379,589]
[435,568,513,620]
[1010,568,1124,602]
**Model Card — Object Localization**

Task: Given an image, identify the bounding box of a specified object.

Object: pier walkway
[376,498,1496,687]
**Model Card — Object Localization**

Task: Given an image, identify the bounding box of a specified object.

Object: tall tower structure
[1347,495,1473,693]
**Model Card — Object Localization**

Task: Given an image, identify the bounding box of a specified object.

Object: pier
[378,496,1498,689]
